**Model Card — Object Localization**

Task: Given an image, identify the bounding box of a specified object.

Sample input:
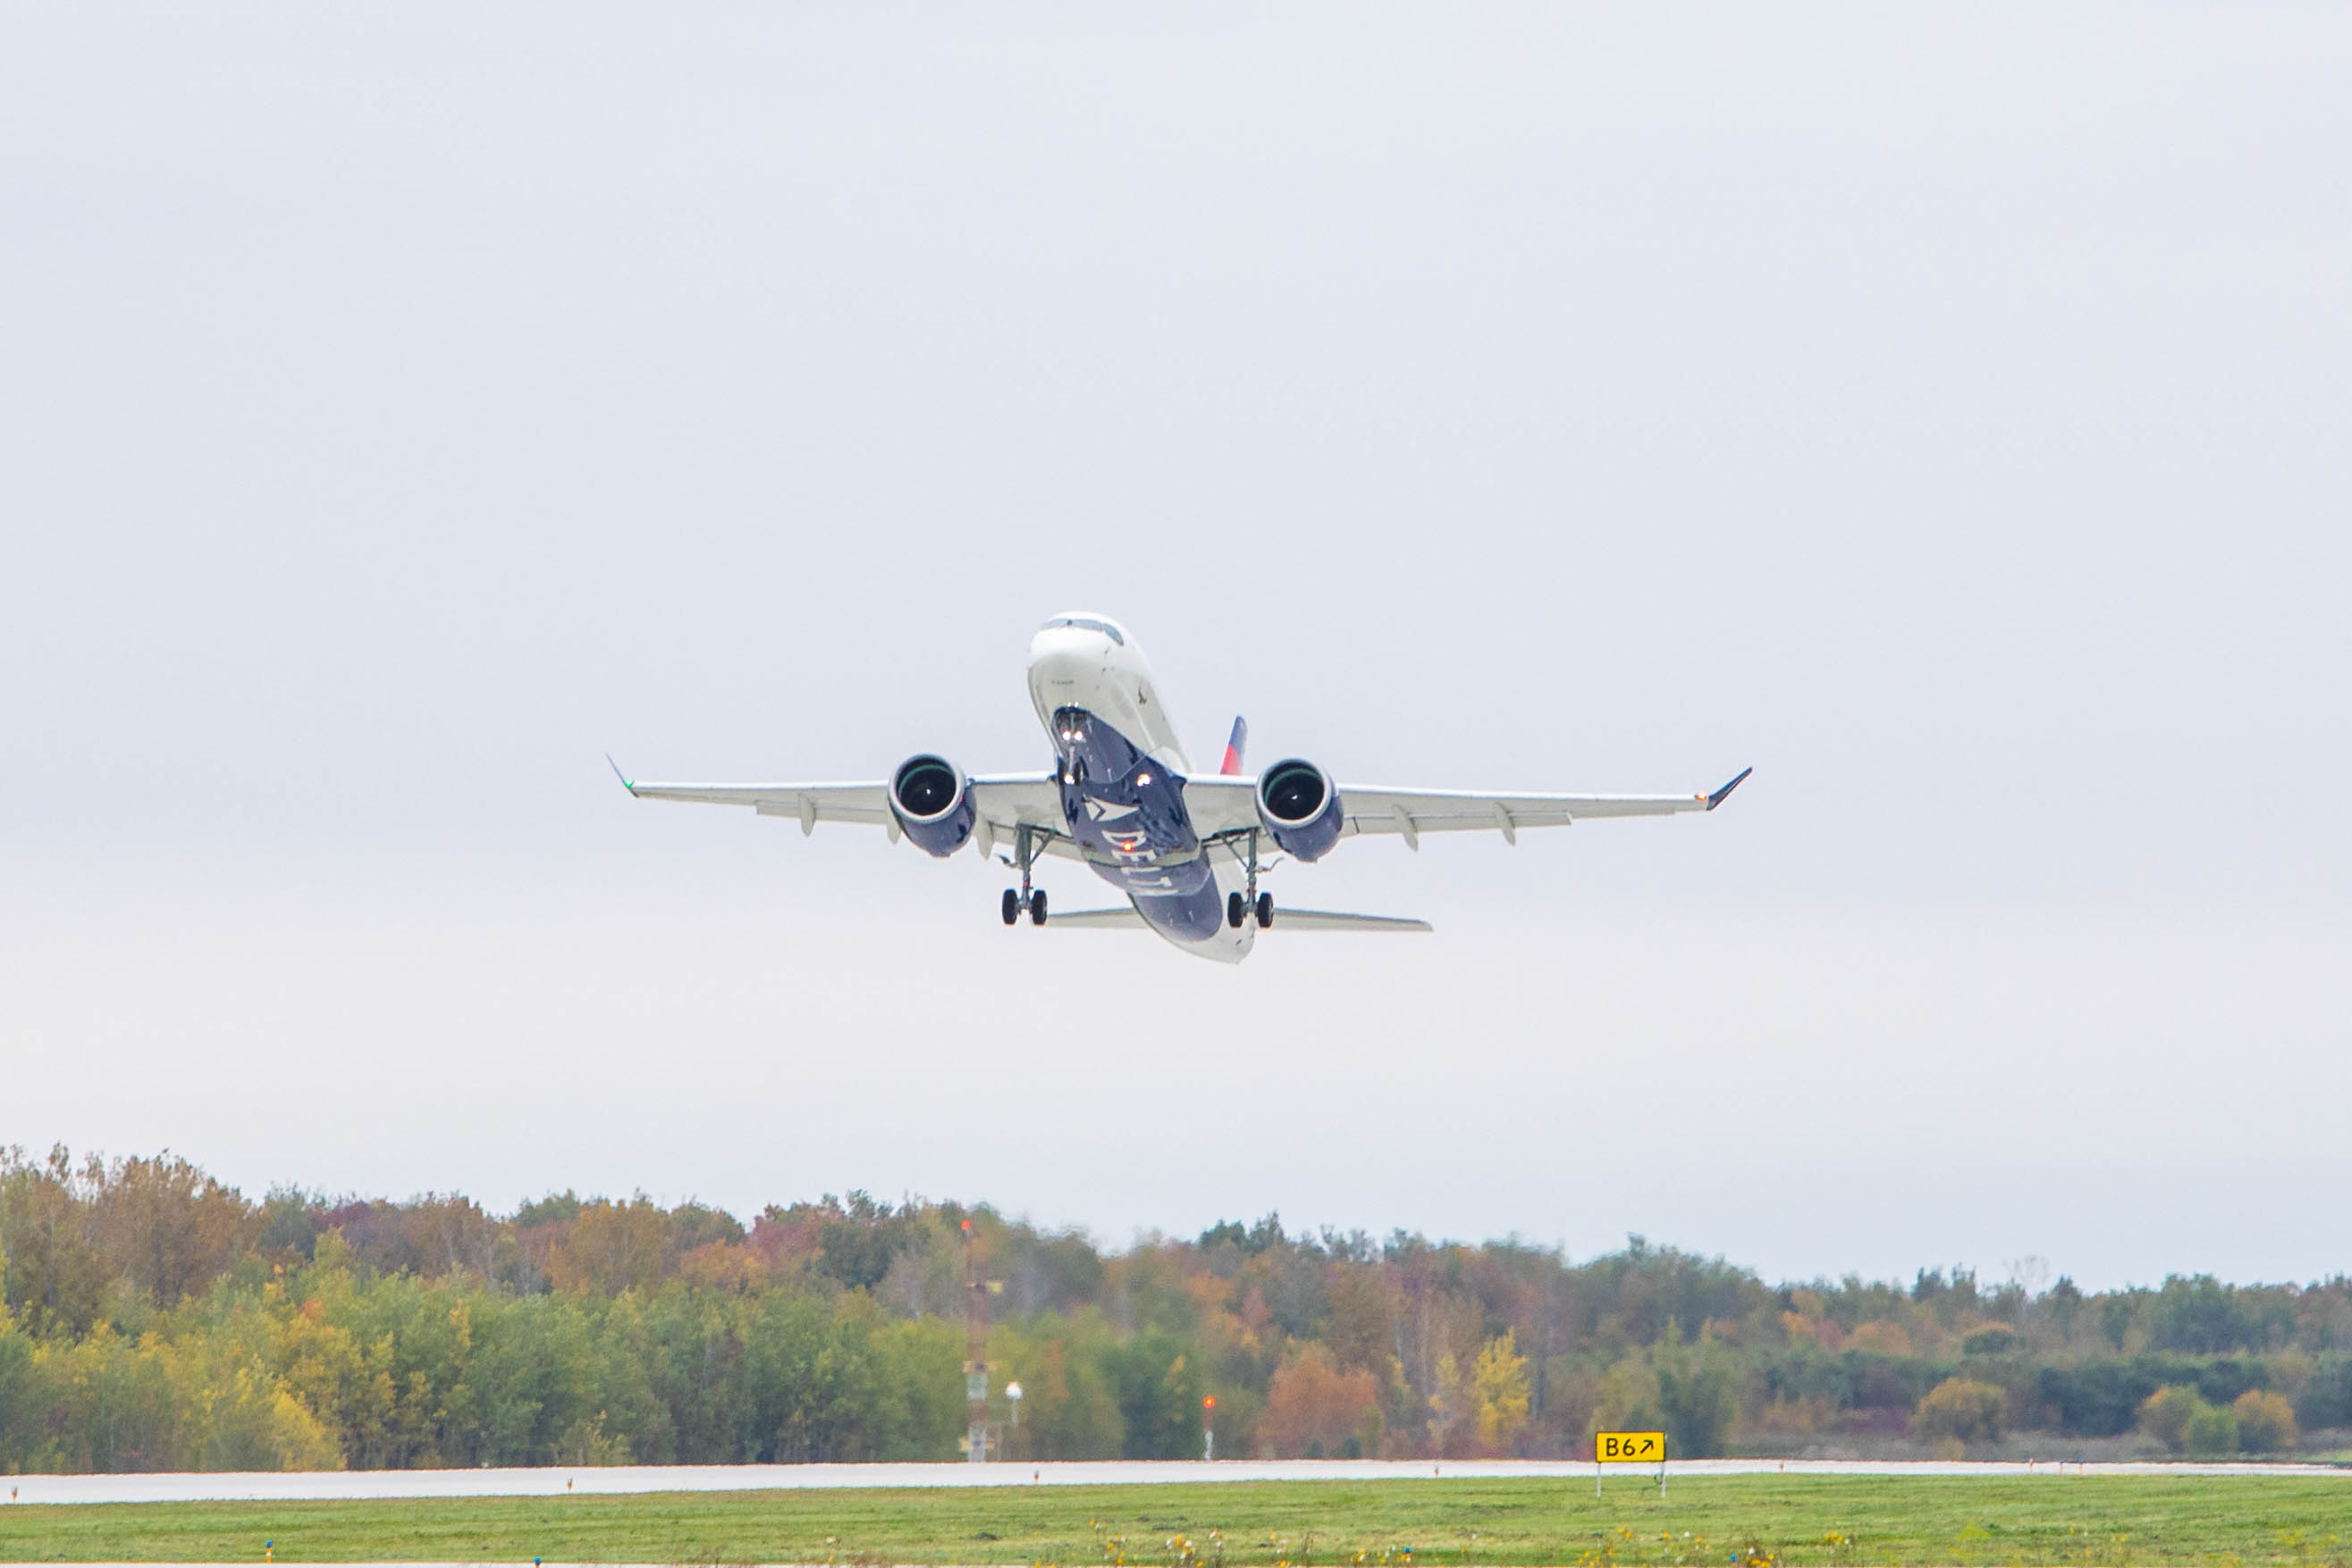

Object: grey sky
[3,4,2346,1291]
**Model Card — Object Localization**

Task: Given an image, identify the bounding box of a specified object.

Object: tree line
[2,1146,2348,1472]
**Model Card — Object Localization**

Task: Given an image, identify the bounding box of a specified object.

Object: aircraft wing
[620,776,891,826]
[613,762,1076,856]
[1183,768,1749,847]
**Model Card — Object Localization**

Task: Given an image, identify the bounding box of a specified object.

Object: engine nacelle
[889,754,977,857]
[1255,758,1344,862]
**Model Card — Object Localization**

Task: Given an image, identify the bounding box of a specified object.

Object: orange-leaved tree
[1260,1343,1383,1458]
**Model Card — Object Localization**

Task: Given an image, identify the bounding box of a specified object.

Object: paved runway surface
[4,1457,2343,1505]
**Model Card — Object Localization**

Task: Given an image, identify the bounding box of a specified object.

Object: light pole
[1202,1395,1216,1461]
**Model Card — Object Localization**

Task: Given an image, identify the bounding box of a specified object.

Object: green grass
[3,1476,2349,1565]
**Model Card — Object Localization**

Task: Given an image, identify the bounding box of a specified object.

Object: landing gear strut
[1228,831,1272,930]
[1002,826,1048,926]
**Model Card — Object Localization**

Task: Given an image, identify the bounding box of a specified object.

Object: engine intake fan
[1255,758,1343,862]
[889,754,977,856]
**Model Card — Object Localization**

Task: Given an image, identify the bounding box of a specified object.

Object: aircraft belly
[1052,704,1251,961]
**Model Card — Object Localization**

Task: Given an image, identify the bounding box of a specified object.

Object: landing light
[1136,771,1152,785]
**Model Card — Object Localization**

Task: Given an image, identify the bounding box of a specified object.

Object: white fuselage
[1025,615,1255,962]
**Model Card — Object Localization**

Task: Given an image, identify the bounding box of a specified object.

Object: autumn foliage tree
[4,1145,2350,1473]
[1260,1344,1383,1458]
[98,1153,250,1310]
[2232,1388,2297,1453]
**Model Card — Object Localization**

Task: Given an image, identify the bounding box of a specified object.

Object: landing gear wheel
[1255,892,1274,929]
[1008,825,1042,929]
[1227,891,1245,929]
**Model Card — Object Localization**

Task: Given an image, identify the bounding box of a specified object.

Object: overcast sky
[4,4,2346,1293]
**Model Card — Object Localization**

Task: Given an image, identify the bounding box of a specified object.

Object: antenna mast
[963,1218,990,1462]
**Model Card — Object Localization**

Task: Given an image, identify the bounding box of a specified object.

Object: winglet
[1220,716,1248,776]
[606,754,638,797]
[1705,766,1752,811]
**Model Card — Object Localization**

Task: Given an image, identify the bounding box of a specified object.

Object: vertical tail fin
[1220,716,1248,776]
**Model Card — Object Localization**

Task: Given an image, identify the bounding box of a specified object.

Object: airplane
[612,613,1749,964]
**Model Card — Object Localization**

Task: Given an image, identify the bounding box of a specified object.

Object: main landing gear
[1001,826,1048,926]
[1226,830,1273,929]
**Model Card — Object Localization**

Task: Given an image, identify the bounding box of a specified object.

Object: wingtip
[606,754,637,797]
[1705,766,1753,811]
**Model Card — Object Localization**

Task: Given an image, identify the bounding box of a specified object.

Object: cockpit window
[1047,615,1125,645]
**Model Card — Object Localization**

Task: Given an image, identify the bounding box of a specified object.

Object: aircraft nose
[1028,620,1109,669]
[1026,637,1100,693]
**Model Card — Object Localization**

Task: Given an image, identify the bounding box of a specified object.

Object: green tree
[1655,1332,1740,1458]
[1591,1353,1662,1440]
[2047,1277,2085,1340]
[0,1146,110,1336]
[814,1193,916,1293]
[2145,1275,2257,1354]
[738,1290,877,1462]
[989,1312,1125,1460]
[865,1316,964,1459]
[2183,1400,2240,1455]
[1106,1330,1201,1458]
[1911,1377,2005,1444]
[2137,1384,2207,1453]
[0,1302,45,1471]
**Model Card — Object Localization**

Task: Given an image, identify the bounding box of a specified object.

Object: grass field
[4,1476,2350,1566]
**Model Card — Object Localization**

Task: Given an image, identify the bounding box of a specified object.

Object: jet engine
[889,754,977,856]
[1255,758,1344,862]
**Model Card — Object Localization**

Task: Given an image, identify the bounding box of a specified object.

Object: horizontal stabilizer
[1272,908,1433,932]
[1044,906,1430,932]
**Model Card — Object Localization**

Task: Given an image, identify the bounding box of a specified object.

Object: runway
[6,1456,2344,1505]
